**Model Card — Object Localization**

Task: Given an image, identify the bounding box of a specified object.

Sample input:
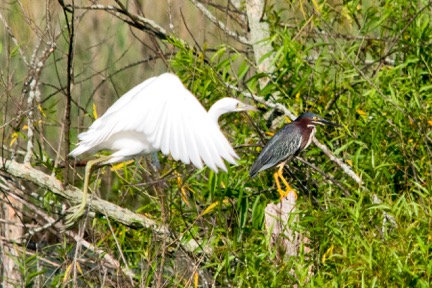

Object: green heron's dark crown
[295,112,321,121]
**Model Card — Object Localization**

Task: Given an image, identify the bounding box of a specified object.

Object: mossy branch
[0,158,207,254]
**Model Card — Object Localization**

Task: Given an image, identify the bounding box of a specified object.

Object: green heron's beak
[319,118,341,127]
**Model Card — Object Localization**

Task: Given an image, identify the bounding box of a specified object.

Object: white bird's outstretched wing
[70,73,238,172]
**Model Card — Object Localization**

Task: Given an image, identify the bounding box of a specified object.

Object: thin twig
[189,0,250,45]
[1,179,137,280]
[0,12,29,66]
[295,157,352,197]
[59,0,75,185]
[105,217,134,285]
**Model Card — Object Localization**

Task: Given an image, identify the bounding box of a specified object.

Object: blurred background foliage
[0,0,431,287]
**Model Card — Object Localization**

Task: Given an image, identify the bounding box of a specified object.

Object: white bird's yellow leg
[65,156,111,226]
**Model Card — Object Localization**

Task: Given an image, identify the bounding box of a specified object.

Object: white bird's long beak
[238,103,257,112]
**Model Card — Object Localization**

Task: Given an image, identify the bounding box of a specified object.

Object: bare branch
[264,192,297,257]
[69,3,170,40]
[312,139,362,185]
[0,12,29,66]
[1,180,136,280]
[246,0,274,77]
[58,0,75,184]
[22,43,56,164]
[189,0,250,45]
[0,158,209,254]
[23,80,36,164]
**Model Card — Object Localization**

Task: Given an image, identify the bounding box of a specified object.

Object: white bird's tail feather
[69,144,91,158]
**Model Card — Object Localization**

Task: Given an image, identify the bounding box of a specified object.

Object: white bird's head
[208,97,256,123]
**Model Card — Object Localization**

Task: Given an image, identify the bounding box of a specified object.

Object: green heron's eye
[313,116,318,121]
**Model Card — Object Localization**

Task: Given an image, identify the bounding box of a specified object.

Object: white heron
[68,72,256,224]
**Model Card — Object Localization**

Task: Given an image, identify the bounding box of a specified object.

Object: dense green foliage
[1,0,432,287]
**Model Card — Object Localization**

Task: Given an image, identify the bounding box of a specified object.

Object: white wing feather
[70,73,238,172]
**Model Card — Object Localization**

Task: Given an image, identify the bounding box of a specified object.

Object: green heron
[250,112,340,199]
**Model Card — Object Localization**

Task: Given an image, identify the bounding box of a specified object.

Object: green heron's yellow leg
[65,156,111,226]
[275,162,297,200]
[273,171,285,199]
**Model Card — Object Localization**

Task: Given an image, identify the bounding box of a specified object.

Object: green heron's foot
[277,187,286,199]
[288,189,298,200]
[64,202,87,227]
[279,188,297,200]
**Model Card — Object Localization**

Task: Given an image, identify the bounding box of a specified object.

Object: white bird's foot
[64,202,87,227]
[64,157,99,227]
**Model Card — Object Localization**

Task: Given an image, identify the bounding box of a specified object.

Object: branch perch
[0,158,206,254]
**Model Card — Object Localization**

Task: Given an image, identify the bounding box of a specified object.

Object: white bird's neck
[207,100,230,124]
